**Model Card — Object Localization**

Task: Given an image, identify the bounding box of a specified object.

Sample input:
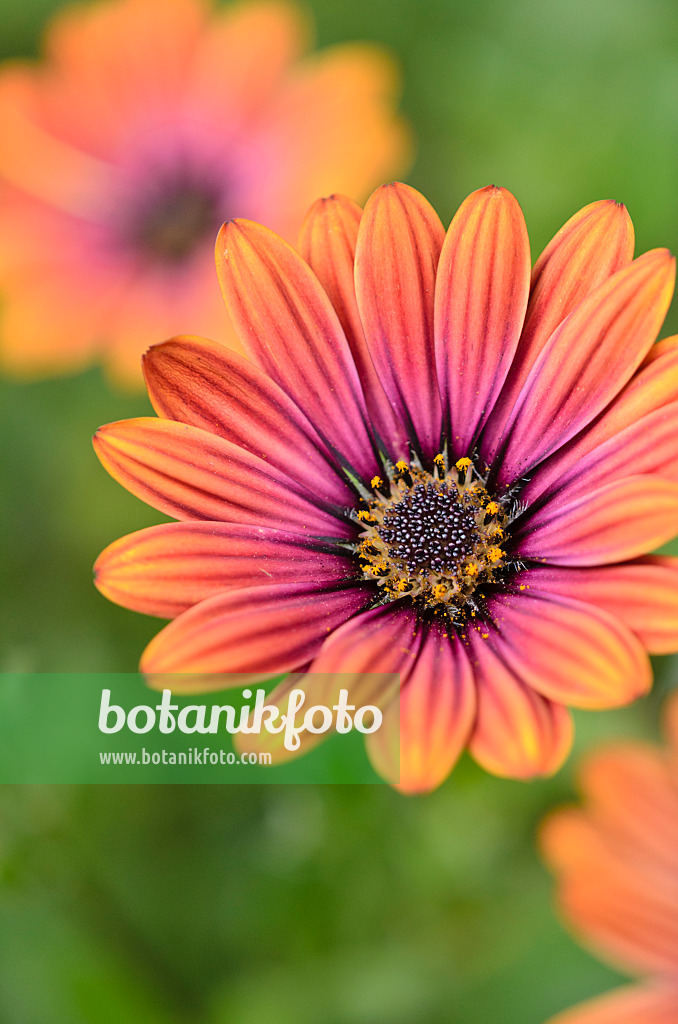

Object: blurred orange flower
[0,0,409,384]
[541,692,678,1024]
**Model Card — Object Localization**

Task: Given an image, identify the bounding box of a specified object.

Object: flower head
[94,182,678,792]
[540,692,678,1023]
[0,0,409,384]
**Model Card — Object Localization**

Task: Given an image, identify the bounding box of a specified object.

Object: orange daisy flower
[540,692,678,1024]
[94,183,678,792]
[0,0,409,384]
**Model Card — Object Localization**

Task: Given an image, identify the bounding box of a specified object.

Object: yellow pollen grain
[465,563,479,577]
[395,460,408,472]
[370,475,383,489]
[519,584,526,590]
[485,501,500,515]
[455,457,472,471]
[357,510,374,521]
[432,584,447,600]
[433,454,445,466]
[481,633,489,639]
[487,546,503,563]
[395,579,409,592]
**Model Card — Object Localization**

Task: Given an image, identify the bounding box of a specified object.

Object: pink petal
[523,334,678,506]
[516,476,678,566]
[215,218,378,479]
[141,581,373,678]
[93,417,351,538]
[524,559,678,655]
[143,334,354,507]
[434,185,531,456]
[298,194,409,459]
[543,983,678,1024]
[481,200,634,462]
[367,623,477,793]
[495,249,675,487]
[94,521,354,618]
[485,587,651,708]
[467,629,573,778]
[354,182,445,460]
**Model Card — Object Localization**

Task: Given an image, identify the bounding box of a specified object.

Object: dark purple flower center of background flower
[378,483,479,575]
[131,177,222,264]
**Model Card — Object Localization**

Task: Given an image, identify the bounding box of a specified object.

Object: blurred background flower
[0,0,409,385]
[1,0,678,1022]
[540,692,678,1023]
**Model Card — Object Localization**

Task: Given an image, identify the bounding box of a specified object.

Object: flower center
[127,176,222,264]
[355,456,510,619]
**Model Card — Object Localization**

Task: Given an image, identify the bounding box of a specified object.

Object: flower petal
[481,200,634,462]
[467,629,573,779]
[495,249,675,487]
[215,218,378,478]
[367,624,477,794]
[93,417,351,538]
[434,185,531,456]
[354,182,445,459]
[541,802,678,978]
[544,983,678,1024]
[526,559,678,655]
[485,587,651,708]
[94,521,354,618]
[298,193,409,458]
[142,334,354,506]
[523,335,678,506]
[141,581,372,678]
[516,476,678,566]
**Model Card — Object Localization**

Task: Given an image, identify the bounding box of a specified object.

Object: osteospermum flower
[0,0,408,384]
[94,182,678,792]
[540,692,678,1024]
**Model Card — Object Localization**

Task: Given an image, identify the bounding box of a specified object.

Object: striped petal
[485,588,651,708]
[141,581,372,678]
[367,624,477,794]
[215,218,378,478]
[495,249,675,487]
[142,335,354,506]
[434,185,531,456]
[525,560,678,655]
[354,182,445,460]
[523,336,678,506]
[516,476,678,566]
[467,630,573,779]
[298,194,408,458]
[93,417,351,538]
[94,521,354,618]
[481,200,634,462]
[544,983,678,1024]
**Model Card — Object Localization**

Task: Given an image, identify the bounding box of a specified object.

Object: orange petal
[93,417,350,537]
[142,334,353,507]
[367,625,477,794]
[543,982,678,1024]
[529,559,678,655]
[467,631,573,779]
[486,588,651,708]
[94,521,353,618]
[434,185,531,456]
[354,182,445,460]
[482,200,634,461]
[517,476,678,566]
[497,249,675,486]
[541,805,678,977]
[298,193,408,457]
[216,218,378,478]
[141,581,372,677]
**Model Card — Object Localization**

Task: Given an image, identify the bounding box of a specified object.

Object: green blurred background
[1,0,677,1020]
